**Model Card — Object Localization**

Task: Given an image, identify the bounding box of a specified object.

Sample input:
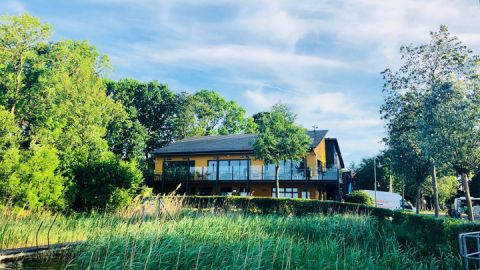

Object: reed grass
[0,198,462,269]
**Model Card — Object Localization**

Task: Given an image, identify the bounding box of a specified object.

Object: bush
[343,190,374,206]
[72,156,143,211]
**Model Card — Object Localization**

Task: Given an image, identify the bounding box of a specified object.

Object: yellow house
[152,130,349,200]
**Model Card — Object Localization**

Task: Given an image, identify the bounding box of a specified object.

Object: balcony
[160,165,340,182]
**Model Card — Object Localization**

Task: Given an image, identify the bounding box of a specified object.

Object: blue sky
[2,0,480,164]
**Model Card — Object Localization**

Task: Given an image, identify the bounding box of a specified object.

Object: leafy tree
[253,104,312,198]
[352,152,394,192]
[72,154,143,211]
[423,175,460,210]
[244,117,258,133]
[106,79,176,160]
[15,144,68,210]
[381,25,479,216]
[218,101,247,135]
[0,14,51,115]
[418,81,480,220]
[0,106,21,203]
[193,90,248,136]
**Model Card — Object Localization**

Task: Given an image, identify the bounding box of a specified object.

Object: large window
[264,159,306,180]
[272,187,298,198]
[207,160,249,180]
[163,161,194,181]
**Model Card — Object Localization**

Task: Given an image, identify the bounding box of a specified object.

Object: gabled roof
[152,130,328,156]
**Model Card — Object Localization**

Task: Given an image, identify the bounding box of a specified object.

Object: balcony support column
[186,158,190,195]
[215,157,220,195]
[247,158,251,195]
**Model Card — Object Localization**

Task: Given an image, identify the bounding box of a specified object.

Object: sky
[1,0,480,164]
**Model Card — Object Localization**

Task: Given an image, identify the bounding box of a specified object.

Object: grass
[68,213,460,269]
[0,201,464,269]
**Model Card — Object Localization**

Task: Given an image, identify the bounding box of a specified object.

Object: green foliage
[381,25,480,214]
[106,79,175,160]
[254,104,312,197]
[0,13,51,115]
[253,104,311,167]
[419,81,480,176]
[72,155,143,212]
[352,152,394,191]
[423,175,460,209]
[343,190,374,206]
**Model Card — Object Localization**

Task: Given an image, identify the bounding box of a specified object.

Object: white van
[452,197,480,216]
[361,190,416,212]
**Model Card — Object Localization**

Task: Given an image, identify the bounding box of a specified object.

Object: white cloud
[20,0,480,162]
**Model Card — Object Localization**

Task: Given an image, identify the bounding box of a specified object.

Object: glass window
[163,161,194,181]
[272,187,299,198]
[219,160,232,180]
[264,163,276,180]
[208,160,250,181]
[207,161,217,180]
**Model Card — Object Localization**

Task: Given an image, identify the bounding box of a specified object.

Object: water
[0,256,70,270]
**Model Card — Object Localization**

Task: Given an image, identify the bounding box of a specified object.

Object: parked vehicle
[451,197,480,217]
[360,190,416,211]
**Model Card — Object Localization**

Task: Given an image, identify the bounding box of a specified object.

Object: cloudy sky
[2,0,480,164]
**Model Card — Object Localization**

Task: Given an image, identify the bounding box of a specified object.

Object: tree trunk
[431,164,440,218]
[275,165,280,198]
[389,175,393,192]
[461,173,474,221]
[415,183,421,214]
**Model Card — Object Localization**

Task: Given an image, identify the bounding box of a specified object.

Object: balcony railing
[160,166,340,181]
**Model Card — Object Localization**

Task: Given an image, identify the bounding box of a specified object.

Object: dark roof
[152,130,328,156]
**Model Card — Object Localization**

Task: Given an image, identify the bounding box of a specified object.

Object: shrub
[72,155,143,211]
[343,190,374,206]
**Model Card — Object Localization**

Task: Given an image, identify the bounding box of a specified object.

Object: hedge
[180,196,480,257]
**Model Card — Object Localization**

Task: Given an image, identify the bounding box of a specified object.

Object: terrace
[159,161,341,182]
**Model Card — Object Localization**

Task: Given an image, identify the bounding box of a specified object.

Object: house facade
[152,130,350,200]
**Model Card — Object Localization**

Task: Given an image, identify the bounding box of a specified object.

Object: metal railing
[160,166,341,182]
[459,231,480,269]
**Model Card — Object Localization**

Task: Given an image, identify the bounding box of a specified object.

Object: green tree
[72,154,143,212]
[352,152,394,192]
[381,25,479,216]
[15,144,68,210]
[423,175,460,210]
[0,106,21,203]
[418,81,480,220]
[253,104,312,198]
[0,14,51,115]
[106,79,176,160]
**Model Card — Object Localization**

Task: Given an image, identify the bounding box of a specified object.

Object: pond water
[0,257,71,270]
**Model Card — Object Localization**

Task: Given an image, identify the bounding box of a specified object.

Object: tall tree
[381,25,479,216]
[418,81,480,221]
[253,104,312,198]
[0,14,51,116]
